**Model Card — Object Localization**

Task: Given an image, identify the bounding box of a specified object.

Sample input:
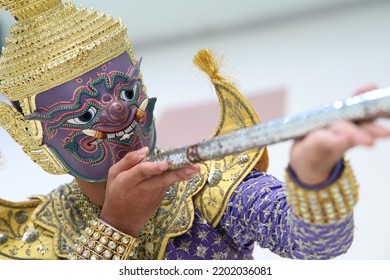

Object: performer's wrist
[287,159,344,190]
[100,211,144,238]
[285,158,358,224]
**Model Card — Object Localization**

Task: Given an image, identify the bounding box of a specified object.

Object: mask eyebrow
[25,111,60,121]
[24,101,86,121]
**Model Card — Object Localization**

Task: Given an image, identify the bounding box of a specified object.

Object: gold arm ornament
[70,218,137,260]
[284,159,358,225]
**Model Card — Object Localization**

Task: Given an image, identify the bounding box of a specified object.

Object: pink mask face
[27,52,156,181]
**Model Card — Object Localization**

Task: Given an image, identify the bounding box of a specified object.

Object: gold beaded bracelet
[285,159,359,225]
[70,218,137,260]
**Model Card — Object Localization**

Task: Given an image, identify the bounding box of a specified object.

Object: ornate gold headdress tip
[1,0,63,21]
[0,0,133,102]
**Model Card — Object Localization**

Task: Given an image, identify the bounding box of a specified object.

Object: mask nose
[99,100,133,124]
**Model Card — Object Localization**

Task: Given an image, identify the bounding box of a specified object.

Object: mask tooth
[120,132,133,141]
[82,129,97,137]
[139,98,148,111]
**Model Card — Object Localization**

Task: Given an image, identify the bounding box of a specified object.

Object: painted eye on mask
[66,107,97,125]
[120,83,138,102]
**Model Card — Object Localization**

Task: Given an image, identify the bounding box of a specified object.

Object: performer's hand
[289,84,390,185]
[100,147,200,236]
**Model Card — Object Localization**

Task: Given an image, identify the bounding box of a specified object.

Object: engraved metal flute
[145,87,390,169]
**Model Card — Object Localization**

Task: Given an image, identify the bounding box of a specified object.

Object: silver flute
[145,87,390,169]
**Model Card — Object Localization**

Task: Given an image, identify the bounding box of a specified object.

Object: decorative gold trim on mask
[0,1,133,102]
[18,97,43,142]
[0,101,68,174]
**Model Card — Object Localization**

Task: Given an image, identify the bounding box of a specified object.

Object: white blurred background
[1,0,390,259]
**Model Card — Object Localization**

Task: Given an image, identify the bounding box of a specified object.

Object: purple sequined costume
[165,170,353,260]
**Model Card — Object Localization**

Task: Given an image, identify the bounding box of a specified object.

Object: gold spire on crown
[1,0,62,21]
[0,0,135,174]
[0,0,134,101]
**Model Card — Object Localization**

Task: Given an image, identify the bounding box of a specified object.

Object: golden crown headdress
[0,0,135,174]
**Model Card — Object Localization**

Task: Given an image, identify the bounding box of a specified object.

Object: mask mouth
[106,120,136,140]
[85,119,137,146]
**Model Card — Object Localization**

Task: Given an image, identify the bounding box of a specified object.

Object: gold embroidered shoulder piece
[193,49,269,227]
[0,182,97,260]
[31,182,96,258]
[152,50,269,258]
[0,197,57,259]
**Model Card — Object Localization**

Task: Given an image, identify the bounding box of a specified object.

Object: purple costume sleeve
[219,169,354,259]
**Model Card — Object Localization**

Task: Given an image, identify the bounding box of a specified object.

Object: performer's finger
[331,121,375,147]
[146,165,201,193]
[119,161,198,187]
[108,147,149,179]
[358,122,390,138]
[302,121,372,156]
[120,160,171,184]
[352,84,377,96]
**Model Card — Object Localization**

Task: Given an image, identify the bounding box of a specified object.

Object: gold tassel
[193,49,227,83]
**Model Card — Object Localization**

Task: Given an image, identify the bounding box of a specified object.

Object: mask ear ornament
[0,101,68,174]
